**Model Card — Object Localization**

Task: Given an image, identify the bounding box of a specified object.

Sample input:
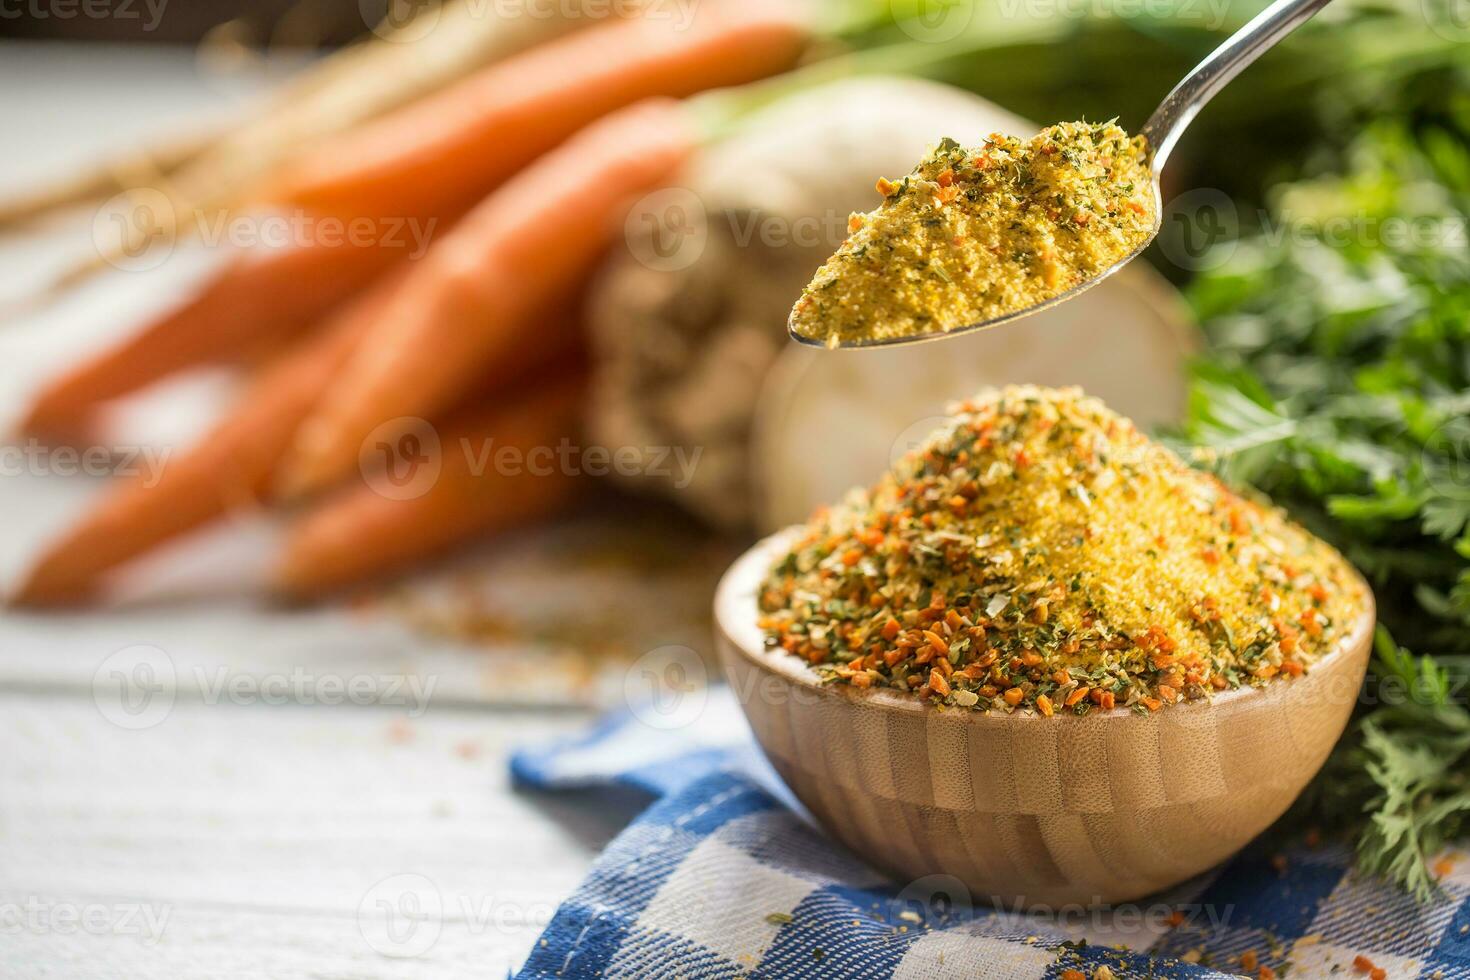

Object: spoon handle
[1142,0,1335,169]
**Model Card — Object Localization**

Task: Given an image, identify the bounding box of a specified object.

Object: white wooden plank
[0,692,633,979]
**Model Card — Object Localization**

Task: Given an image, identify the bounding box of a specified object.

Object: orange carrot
[21,0,801,443]
[275,98,697,498]
[274,374,584,598]
[268,0,806,221]
[19,228,411,443]
[11,291,589,607]
[7,273,401,607]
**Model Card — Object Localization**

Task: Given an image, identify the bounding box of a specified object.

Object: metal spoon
[790,0,1336,350]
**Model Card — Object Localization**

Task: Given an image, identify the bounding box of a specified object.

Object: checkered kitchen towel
[511,689,1470,979]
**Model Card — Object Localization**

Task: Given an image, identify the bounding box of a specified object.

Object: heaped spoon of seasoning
[788,0,1336,350]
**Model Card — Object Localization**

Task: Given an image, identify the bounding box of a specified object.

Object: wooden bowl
[714,529,1376,907]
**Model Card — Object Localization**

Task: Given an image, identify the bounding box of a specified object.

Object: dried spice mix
[758,387,1363,715]
[789,121,1156,347]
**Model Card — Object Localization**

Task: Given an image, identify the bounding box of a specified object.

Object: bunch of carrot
[11,0,811,606]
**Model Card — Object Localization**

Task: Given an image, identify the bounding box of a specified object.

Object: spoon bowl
[715,527,1375,907]
[792,0,1334,350]
[787,181,1164,351]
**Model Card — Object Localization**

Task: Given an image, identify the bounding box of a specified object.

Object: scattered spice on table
[788,121,1155,347]
[758,386,1363,714]
[1354,955,1388,980]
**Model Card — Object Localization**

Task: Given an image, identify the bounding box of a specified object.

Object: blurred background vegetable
[593,75,1193,530]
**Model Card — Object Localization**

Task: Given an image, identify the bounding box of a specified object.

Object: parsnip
[2,0,612,258]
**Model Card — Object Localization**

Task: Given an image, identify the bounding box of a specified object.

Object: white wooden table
[0,42,625,978]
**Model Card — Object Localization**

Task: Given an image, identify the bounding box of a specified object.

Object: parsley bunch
[1182,122,1470,899]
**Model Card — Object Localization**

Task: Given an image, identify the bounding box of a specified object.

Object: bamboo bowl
[715,529,1376,907]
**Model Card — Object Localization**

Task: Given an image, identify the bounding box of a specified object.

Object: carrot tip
[15,398,102,447]
[8,570,98,609]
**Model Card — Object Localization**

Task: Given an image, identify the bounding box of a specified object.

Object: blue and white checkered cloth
[511,690,1470,979]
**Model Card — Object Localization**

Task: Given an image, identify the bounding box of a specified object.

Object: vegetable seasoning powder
[758,387,1363,715]
[789,121,1156,347]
